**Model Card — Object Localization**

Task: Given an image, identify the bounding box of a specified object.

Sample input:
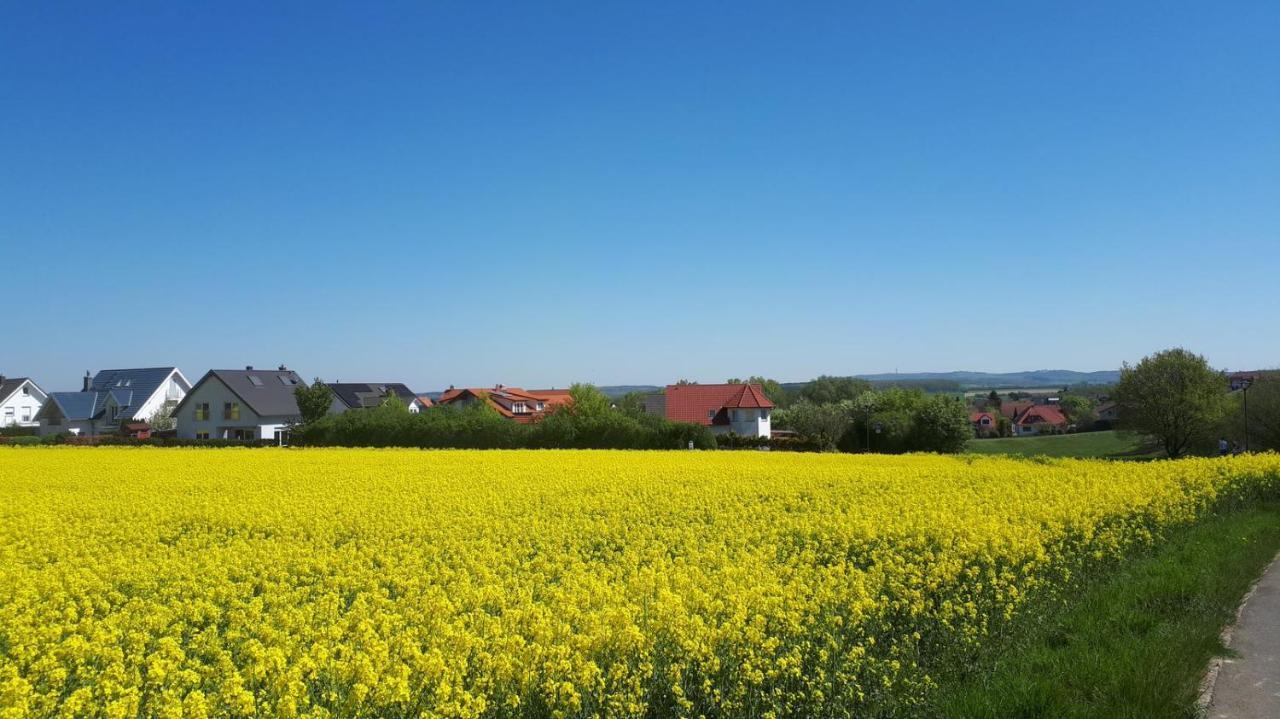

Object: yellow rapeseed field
[1,448,1278,718]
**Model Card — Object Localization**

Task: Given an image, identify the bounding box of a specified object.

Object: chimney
[0,375,6,385]
[245,365,254,371]
[83,371,92,392]
[278,364,287,371]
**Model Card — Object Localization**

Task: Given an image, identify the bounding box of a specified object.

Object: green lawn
[927,504,1280,718]
[965,430,1159,459]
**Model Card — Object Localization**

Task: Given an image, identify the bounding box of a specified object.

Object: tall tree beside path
[1113,348,1229,458]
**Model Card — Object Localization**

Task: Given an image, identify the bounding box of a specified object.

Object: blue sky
[2,2,1277,391]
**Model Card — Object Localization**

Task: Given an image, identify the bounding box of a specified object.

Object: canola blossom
[1,448,1278,718]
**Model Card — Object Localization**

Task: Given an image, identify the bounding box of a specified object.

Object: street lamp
[1240,378,1253,453]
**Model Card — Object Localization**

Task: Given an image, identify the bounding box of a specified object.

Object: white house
[0,376,47,428]
[173,366,305,443]
[36,367,191,436]
[326,383,424,414]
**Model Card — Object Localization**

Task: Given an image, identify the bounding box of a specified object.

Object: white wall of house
[720,408,772,438]
[1,381,47,428]
[131,369,191,422]
[175,378,297,441]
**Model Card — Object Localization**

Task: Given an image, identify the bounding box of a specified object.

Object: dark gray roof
[182,369,305,417]
[46,391,106,421]
[327,382,419,409]
[0,377,37,404]
[90,368,181,414]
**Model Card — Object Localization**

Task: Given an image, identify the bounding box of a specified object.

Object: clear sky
[2,2,1277,391]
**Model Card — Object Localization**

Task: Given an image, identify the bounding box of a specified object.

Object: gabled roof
[328,383,420,409]
[44,391,108,421]
[416,394,435,408]
[663,383,774,425]
[89,368,187,416]
[176,368,305,418]
[437,386,569,423]
[0,377,44,405]
[1016,404,1068,426]
[1000,401,1034,420]
[720,383,774,409]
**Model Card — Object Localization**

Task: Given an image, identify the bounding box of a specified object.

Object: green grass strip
[927,504,1280,718]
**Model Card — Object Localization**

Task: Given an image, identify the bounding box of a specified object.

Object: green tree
[774,400,852,451]
[148,400,178,431]
[565,383,611,417]
[613,391,651,418]
[294,378,335,425]
[797,376,872,406]
[1113,348,1229,458]
[1058,395,1097,431]
[986,389,1001,409]
[1226,375,1280,452]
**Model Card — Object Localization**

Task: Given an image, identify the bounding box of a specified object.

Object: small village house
[645,383,774,438]
[437,385,572,423]
[326,383,425,413]
[173,366,305,443]
[969,410,999,438]
[0,375,47,428]
[36,367,190,436]
[1010,403,1069,436]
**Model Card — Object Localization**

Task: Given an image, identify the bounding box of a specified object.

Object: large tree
[294,378,335,425]
[797,376,872,406]
[1112,348,1228,458]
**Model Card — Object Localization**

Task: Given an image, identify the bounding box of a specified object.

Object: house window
[731,409,741,422]
[21,408,31,422]
[224,402,240,420]
[248,375,263,387]
[231,428,255,440]
[194,403,209,421]
[3,408,12,424]
[273,429,290,446]
[195,431,210,440]
[512,402,527,414]
[708,409,716,419]
[21,386,28,395]
[760,410,770,421]
[535,402,544,411]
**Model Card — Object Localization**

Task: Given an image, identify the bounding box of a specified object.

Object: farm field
[2,448,1279,718]
[965,430,1157,459]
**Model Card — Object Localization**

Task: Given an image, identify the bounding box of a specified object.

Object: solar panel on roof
[249,375,263,386]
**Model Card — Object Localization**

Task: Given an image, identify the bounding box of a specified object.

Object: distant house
[647,383,774,438]
[437,385,572,423]
[327,383,425,413]
[1011,404,1068,436]
[173,366,305,442]
[999,401,1034,422]
[1096,401,1120,423]
[969,410,999,438]
[0,375,47,428]
[416,395,435,409]
[36,367,191,437]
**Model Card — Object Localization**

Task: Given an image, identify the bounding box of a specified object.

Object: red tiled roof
[437,386,571,423]
[416,394,434,408]
[969,411,996,423]
[663,383,774,426]
[1000,401,1034,420]
[1015,404,1067,427]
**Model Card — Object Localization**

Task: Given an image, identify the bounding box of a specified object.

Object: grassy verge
[965,430,1160,459]
[926,504,1280,718]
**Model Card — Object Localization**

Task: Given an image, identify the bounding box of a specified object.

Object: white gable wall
[131,369,192,422]
[1,381,47,428]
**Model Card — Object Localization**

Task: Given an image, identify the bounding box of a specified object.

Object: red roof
[1000,401,1034,420]
[437,386,571,423]
[416,394,434,408]
[1015,404,1067,427]
[969,411,996,423]
[663,383,775,426]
